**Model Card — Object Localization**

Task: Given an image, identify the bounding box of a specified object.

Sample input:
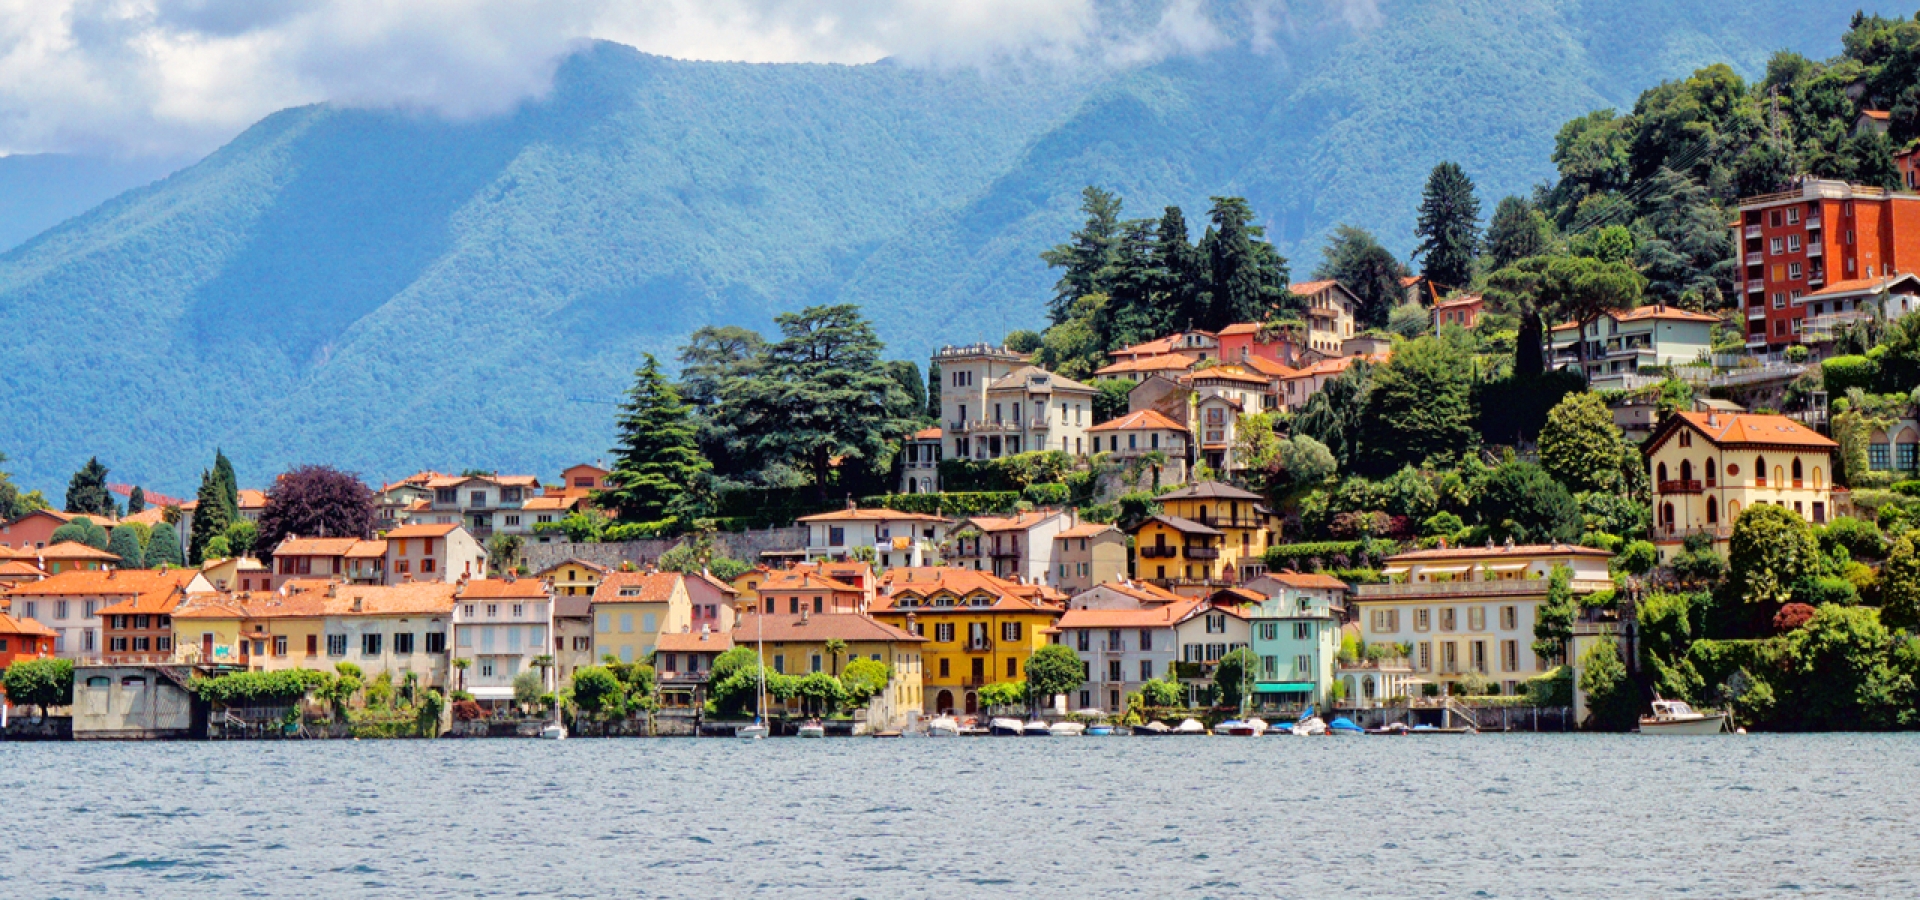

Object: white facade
[452,584,554,703]
[800,511,951,570]
[321,613,452,689]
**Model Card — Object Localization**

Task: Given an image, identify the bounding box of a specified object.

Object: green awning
[1255,681,1315,693]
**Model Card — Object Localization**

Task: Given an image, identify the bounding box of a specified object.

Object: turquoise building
[1244,573,1348,709]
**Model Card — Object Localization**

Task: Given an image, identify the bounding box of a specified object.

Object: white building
[1547,305,1720,389]
[451,576,554,706]
[797,508,951,570]
[1053,599,1202,713]
[1172,603,1251,704]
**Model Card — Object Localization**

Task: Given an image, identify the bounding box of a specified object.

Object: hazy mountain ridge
[0,0,1867,493]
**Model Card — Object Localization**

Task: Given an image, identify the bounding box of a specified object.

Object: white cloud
[0,0,1379,158]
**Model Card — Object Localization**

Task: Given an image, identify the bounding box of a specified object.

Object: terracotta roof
[797,508,949,523]
[384,523,461,538]
[1434,294,1483,310]
[275,537,366,557]
[522,496,578,511]
[1158,481,1264,502]
[1137,514,1221,536]
[911,426,943,441]
[1267,571,1350,590]
[308,582,458,616]
[97,583,191,616]
[1383,543,1612,563]
[1088,409,1186,433]
[1649,411,1838,453]
[457,577,550,600]
[0,612,57,637]
[1217,323,1262,336]
[986,365,1097,394]
[1550,304,1722,331]
[655,630,735,653]
[760,569,863,594]
[119,507,170,527]
[1191,366,1272,385]
[32,541,121,561]
[1057,598,1205,630]
[237,489,268,509]
[733,612,923,643]
[1210,586,1267,606]
[535,558,613,577]
[1082,580,1188,605]
[1864,109,1892,121]
[1240,356,1301,377]
[1177,602,1249,624]
[0,560,43,577]
[1055,522,1119,540]
[4,568,195,597]
[1291,279,1338,294]
[875,567,1060,614]
[591,571,683,605]
[1095,353,1199,376]
[1807,273,1920,299]
[345,540,388,558]
[963,509,1066,532]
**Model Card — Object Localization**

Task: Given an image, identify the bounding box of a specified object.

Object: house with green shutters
[1244,572,1349,709]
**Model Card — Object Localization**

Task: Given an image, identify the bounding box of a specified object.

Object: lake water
[5,734,1915,898]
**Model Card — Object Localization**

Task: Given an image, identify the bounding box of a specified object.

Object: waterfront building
[1645,411,1840,561]
[590,571,691,665]
[6,568,207,660]
[1050,523,1127,597]
[796,507,950,570]
[947,508,1080,585]
[1128,482,1276,592]
[1246,572,1348,708]
[873,568,1061,716]
[654,628,733,713]
[733,610,927,729]
[1066,579,1187,611]
[0,612,56,667]
[173,581,455,687]
[1353,543,1612,695]
[753,565,868,615]
[1171,602,1251,705]
[98,581,193,665]
[552,582,594,686]
[451,576,553,707]
[1050,598,1201,713]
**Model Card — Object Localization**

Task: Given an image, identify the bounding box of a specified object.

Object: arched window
[1706,459,1717,487]
[1680,459,1693,482]
[1657,462,1669,483]
[1755,455,1768,486]
[1792,457,1804,486]
[1729,499,1742,519]
[1707,497,1719,524]
[1775,465,1786,488]
[1813,467,1825,489]
[1662,502,1675,534]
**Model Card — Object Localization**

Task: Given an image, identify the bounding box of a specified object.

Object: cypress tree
[107,524,146,569]
[925,362,942,420]
[126,486,146,515]
[212,449,240,520]
[63,457,113,516]
[1414,161,1483,290]
[188,469,233,565]
[605,355,709,523]
[145,523,185,568]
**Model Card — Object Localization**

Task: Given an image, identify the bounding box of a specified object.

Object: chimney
[1437,536,1448,550]
[801,607,810,624]
[327,583,338,598]
[352,596,363,612]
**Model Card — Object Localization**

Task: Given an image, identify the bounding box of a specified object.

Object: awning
[1381,566,1409,576]
[1255,681,1315,693]
[468,687,515,700]
[1480,562,1529,572]
[1418,565,1470,575]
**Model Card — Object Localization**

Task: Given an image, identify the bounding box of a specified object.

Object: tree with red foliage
[255,465,375,561]
[1773,602,1817,633]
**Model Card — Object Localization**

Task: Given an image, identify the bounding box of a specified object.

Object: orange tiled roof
[237,489,268,509]
[732,612,923,643]
[311,581,458,616]
[1095,353,1199,376]
[0,612,57,637]
[1434,293,1483,310]
[4,568,194,597]
[535,558,613,577]
[1807,273,1919,298]
[275,537,366,556]
[759,568,863,593]
[1056,598,1203,630]
[522,496,578,511]
[1240,356,1301,377]
[1290,279,1337,294]
[1217,323,1261,336]
[911,426,943,441]
[119,507,170,527]
[655,630,735,653]
[0,560,43,577]
[797,508,948,523]
[97,584,191,616]
[457,577,550,600]
[1191,366,1272,385]
[1055,522,1119,540]
[1653,411,1838,452]
[963,509,1066,533]
[32,541,121,561]
[1089,409,1184,433]
[591,571,683,605]
[384,523,461,538]
[875,567,1059,614]
[1267,571,1351,590]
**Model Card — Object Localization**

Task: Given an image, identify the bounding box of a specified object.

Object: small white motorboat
[1022,719,1051,737]
[1048,721,1085,737]
[738,722,769,740]
[1172,718,1207,735]
[926,715,961,737]
[1291,716,1327,736]
[988,717,1025,736]
[797,719,826,739]
[1639,698,1729,735]
[538,723,567,740]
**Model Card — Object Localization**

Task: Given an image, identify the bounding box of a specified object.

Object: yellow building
[590,571,691,664]
[729,567,770,609]
[1352,543,1614,694]
[535,557,612,599]
[1646,412,1840,561]
[731,610,927,729]
[1129,481,1277,593]
[172,580,456,688]
[873,568,1061,716]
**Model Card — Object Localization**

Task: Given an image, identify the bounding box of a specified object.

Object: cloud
[0,0,1378,158]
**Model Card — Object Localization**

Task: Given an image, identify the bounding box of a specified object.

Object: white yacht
[1639,699,1729,735]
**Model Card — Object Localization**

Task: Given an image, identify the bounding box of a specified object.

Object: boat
[797,719,826,739]
[1022,719,1051,737]
[1172,718,1207,735]
[989,717,1026,736]
[926,715,960,737]
[1328,717,1364,736]
[1132,721,1172,736]
[1265,721,1295,735]
[538,723,567,740]
[1218,718,1267,736]
[1290,716,1327,736]
[737,722,769,739]
[1639,698,1730,735]
[1368,722,1411,735]
[1087,723,1116,736]
[872,730,902,738]
[1048,721,1086,736]
[740,607,770,740]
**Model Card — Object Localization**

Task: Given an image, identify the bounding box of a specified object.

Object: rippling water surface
[4,734,1916,898]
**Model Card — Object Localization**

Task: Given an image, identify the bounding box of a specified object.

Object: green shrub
[1264,540,1394,571]
[1792,574,1859,606]
[1613,540,1658,575]
[1021,483,1070,506]
[1817,516,1886,560]
[857,492,1022,516]
[1821,355,1877,396]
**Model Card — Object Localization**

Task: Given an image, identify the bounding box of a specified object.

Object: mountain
[0,154,193,252]
[0,0,1868,494]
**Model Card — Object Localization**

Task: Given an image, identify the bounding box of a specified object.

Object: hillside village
[12,13,1920,738]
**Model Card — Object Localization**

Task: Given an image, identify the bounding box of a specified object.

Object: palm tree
[452,657,471,693]
[532,654,556,697]
[823,639,847,677]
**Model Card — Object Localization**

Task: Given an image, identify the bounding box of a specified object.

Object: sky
[0,0,1379,159]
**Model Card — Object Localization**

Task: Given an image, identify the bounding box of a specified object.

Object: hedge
[191,668,331,706]
[857,492,1023,517]
[1264,540,1396,572]
[1821,355,1877,396]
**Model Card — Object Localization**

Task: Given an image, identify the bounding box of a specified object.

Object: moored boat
[1219,718,1267,736]
[737,723,769,740]
[539,723,567,740]
[1172,718,1207,735]
[1639,698,1729,735]
[1048,721,1086,736]
[1022,719,1051,737]
[989,717,1025,736]
[797,719,826,739]
[1132,721,1172,736]
[1328,717,1364,736]
[926,715,961,737]
[1290,716,1327,736]
[1087,723,1116,736]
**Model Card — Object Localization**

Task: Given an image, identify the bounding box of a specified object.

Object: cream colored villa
[1645,411,1840,561]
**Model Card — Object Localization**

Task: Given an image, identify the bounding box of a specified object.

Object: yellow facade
[538,560,608,599]
[748,639,925,714]
[1130,482,1277,590]
[1646,412,1838,561]
[592,599,684,664]
[872,569,1060,716]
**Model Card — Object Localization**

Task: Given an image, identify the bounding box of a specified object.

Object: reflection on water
[3,734,1916,897]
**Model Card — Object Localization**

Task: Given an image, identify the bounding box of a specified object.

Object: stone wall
[523,527,807,574]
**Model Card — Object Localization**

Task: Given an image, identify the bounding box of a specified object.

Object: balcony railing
[965,639,994,652]
[1744,224,1762,238]
[1655,525,1733,541]
[1657,479,1704,494]
[1807,243,1823,257]
[1183,546,1221,560]
[1357,579,1611,599]
[1138,545,1179,559]
[1191,516,1264,529]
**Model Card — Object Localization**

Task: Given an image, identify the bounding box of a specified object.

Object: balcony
[988,547,1022,559]
[1138,545,1180,559]
[1745,224,1762,238]
[1807,243,1823,257]
[1356,578,1611,599]
[1191,516,1264,530]
[1807,215,1822,229]
[1183,546,1220,560]
[965,638,994,652]
[1746,279,1764,294]
[1657,479,1704,494]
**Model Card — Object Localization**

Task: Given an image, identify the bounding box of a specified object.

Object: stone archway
[936,689,954,713]
[964,692,979,715]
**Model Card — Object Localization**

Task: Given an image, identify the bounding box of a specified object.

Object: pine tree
[1151,206,1204,331]
[188,469,233,565]
[126,486,146,515]
[1314,225,1408,330]
[63,457,113,516]
[1413,161,1483,289]
[212,449,240,520]
[1040,186,1124,325]
[604,355,709,523]
[144,522,185,568]
[1199,196,1289,330]
[1097,219,1170,349]
[1484,196,1549,271]
[107,524,145,569]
